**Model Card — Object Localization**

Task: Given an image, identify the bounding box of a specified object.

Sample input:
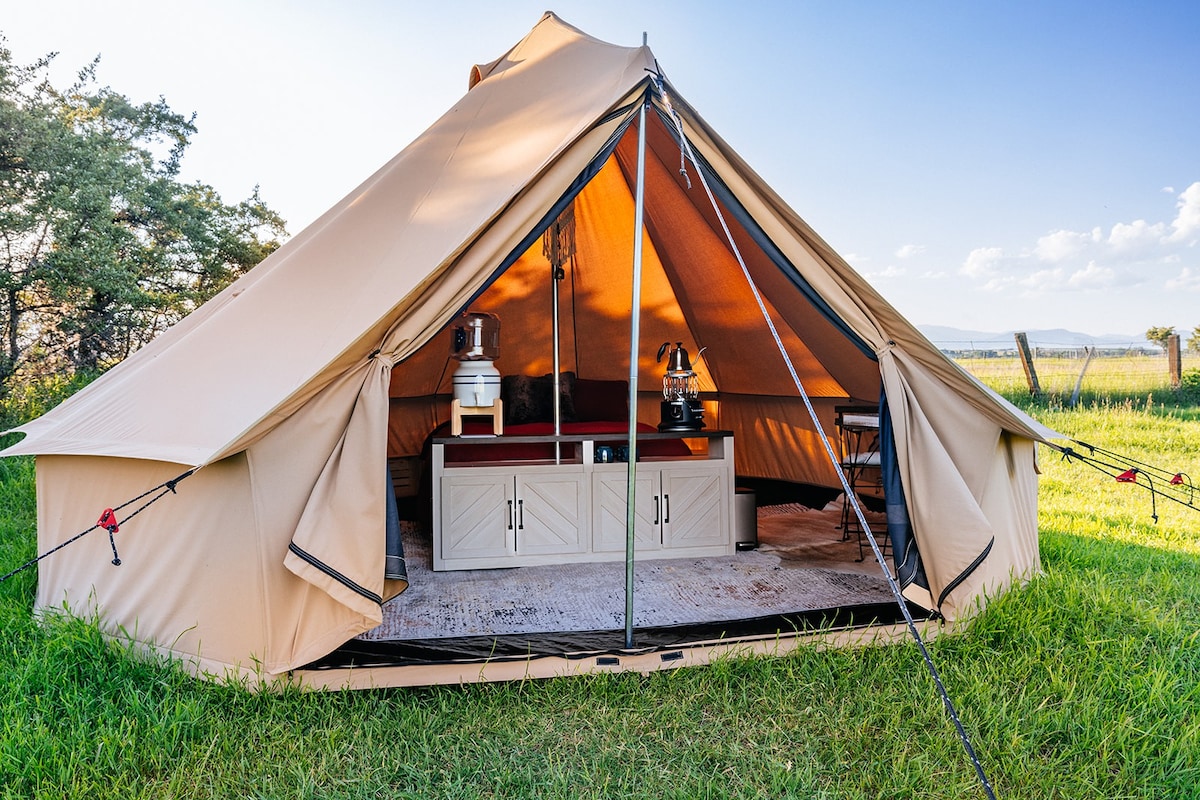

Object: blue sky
[5,1,1199,338]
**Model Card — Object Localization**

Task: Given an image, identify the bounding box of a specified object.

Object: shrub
[1180,368,1200,401]
[0,370,102,431]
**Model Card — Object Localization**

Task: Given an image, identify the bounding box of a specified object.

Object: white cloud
[1169,181,1200,242]
[1066,261,1116,289]
[894,244,926,259]
[1165,266,1200,291]
[1034,228,1098,262]
[1011,262,1118,294]
[1163,186,1176,194]
[1019,268,1064,292]
[960,182,1200,302]
[1108,218,1167,253]
[867,265,906,279]
[961,247,1004,278]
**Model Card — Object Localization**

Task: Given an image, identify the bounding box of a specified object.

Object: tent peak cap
[469,10,652,90]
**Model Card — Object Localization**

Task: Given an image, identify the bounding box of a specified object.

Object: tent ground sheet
[360,498,895,642]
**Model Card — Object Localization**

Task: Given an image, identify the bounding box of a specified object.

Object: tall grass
[0,378,1198,797]
[957,351,1200,408]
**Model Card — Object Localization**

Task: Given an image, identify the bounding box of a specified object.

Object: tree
[1145,326,1176,351]
[1189,325,1200,354]
[0,37,286,396]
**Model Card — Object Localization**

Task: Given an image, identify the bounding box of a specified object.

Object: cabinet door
[439,472,514,562]
[661,464,727,549]
[591,469,660,553]
[515,471,587,556]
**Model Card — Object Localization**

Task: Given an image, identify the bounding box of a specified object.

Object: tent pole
[546,205,573,464]
[624,96,649,650]
[551,262,562,464]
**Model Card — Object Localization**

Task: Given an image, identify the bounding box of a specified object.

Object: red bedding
[434,420,692,463]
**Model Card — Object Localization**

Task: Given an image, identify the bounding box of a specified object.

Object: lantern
[656,341,706,432]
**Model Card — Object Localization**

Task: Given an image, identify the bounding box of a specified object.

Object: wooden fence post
[1069,346,1095,408]
[1168,334,1182,389]
[1014,332,1041,396]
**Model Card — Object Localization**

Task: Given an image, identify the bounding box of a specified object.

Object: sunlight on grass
[958,351,1200,405]
[1035,403,1200,558]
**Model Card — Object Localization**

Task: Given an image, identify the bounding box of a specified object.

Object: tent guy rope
[1047,439,1197,522]
[0,469,194,586]
[650,71,999,800]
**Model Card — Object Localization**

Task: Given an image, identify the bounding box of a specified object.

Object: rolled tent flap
[384,472,407,584]
[880,348,1007,617]
[879,389,925,593]
[284,353,407,626]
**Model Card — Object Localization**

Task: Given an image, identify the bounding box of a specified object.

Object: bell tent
[3,13,1053,688]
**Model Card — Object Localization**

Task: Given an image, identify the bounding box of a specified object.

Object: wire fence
[936,338,1200,402]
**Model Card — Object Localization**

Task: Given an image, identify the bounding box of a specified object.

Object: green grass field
[955,350,1200,406]
[1,366,1198,798]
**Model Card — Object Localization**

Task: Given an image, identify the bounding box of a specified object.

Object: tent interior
[385,117,881,477]
[314,107,912,672]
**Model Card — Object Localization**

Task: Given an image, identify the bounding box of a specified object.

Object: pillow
[544,371,576,423]
[501,372,576,426]
[501,375,539,426]
[573,378,629,422]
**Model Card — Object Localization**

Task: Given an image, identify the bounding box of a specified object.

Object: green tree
[1145,326,1176,351]
[0,37,286,395]
[1188,325,1200,353]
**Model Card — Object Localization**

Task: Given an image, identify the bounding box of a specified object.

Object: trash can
[734,487,757,550]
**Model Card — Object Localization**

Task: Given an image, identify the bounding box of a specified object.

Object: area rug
[755,495,892,577]
[361,501,894,642]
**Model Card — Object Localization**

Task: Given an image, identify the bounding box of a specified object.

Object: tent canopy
[4,13,1053,682]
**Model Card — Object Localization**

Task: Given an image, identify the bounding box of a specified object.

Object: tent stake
[624,95,650,650]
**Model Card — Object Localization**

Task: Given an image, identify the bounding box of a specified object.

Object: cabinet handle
[664,494,670,524]
[507,499,513,530]
[654,495,659,525]
[517,498,524,530]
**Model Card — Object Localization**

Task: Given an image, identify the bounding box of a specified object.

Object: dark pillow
[573,378,629,422]
[543,371,576,423]
[501,372,576,425]
[501,375,540,425]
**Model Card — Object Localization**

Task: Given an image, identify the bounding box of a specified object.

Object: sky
[4,1,1199,340]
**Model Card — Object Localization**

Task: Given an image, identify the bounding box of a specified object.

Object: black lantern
[656,341,706,432]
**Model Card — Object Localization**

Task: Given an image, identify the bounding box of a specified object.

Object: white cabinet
[438,470,513,563]
[432,433,735,571]
[435,465,587,570]
[660,463,729,551]
[513,471,588,557]
[592,469,660,553]
[591,460,731,557]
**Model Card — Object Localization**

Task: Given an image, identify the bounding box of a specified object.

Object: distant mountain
[917,325,1148,350]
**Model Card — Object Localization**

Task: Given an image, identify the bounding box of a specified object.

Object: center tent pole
[624,94,650,650]
[551,259,562,464]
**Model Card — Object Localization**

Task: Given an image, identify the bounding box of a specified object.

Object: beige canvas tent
[4,13,1054,688]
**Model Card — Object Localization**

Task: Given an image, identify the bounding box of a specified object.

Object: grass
[1,372,1199,797]
[956,351,1200,408]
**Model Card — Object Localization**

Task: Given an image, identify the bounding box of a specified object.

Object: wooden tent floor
[361,498,895,642]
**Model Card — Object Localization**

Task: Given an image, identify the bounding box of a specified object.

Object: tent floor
[306,497,909,670]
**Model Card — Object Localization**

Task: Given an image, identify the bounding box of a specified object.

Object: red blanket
[436,420,691,463]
